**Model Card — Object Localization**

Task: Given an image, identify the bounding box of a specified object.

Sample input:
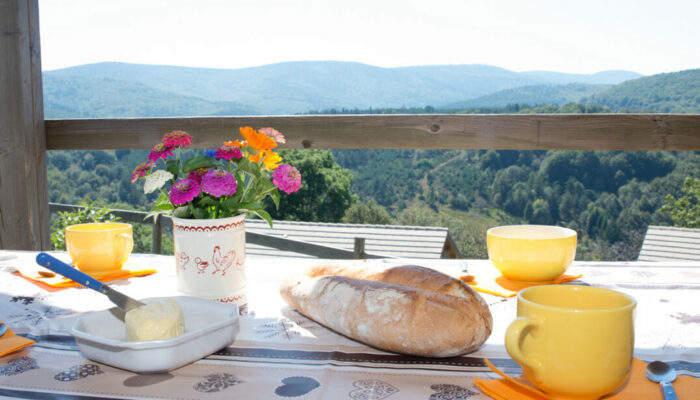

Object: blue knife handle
[36,252,104,291]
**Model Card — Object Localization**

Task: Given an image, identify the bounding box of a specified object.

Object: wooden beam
[45,114,700,151]
[0,0,49,250]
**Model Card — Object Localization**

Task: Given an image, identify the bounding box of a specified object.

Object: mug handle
[505,317,541,371]
[119,233,134,259]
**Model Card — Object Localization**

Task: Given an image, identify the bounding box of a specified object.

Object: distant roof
[638,225,700,262]
[245,219,460,259]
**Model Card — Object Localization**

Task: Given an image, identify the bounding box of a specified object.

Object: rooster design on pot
[212,245,235,275]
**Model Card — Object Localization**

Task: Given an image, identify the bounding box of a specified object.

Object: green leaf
[197,195,218,207]
[144,210,163,223]
[182,155,222,174]
[237,201,263,212]
[193,208,209,219]
[151,203,174,212]
[173,206,191,218]
[166,159,179,177]
[251,210,273,227]
[236,157,262,178]
[155,191,171,206]
[222,196,239,211]
[269,189,280,210]
[257,177,276,194]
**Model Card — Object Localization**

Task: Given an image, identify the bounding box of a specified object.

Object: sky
[38,0,700,76]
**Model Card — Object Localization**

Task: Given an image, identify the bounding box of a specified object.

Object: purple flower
[162,130,192,148]
[215,144,243,161]
[148,142,174,162]
[187,168,208,184]
[201,169,237,198]
[131,161,155,182]
[169,178,201,205]
[273,164,301,194]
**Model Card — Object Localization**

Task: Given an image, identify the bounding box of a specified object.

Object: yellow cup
[487,225,577,281]
[65,222,134,276]
[505,285,636,399]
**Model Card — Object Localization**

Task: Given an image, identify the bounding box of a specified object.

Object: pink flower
[260,127,286,144]
[163,130,192,148]
[201,169,237,198]
[148,142,174,162]
[273,164,301,194]
[131,161,155,182]
[215,144,243,160]
[169,178,201,205]
[187,168,208,184]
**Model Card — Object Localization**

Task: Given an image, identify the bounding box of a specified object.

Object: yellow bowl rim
[487,224,577,240]
[66,222,132,232]
[518,285,637,313]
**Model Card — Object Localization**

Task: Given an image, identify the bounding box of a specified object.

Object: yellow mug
[65,222,134,276]
[505,285,636,399]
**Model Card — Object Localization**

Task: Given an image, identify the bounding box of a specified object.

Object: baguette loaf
[280,264,492,357]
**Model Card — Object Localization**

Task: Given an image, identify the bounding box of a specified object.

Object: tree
[661,177,700,228]
[266,150,354,222]
[396,205,440,227]
[343,199,394,225]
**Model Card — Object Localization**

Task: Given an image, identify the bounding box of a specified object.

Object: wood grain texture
[0,0,49,250]
[45,114,700,150]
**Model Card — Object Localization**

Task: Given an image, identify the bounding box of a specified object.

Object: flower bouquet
[132,127,301,308]
[131,127,301,226]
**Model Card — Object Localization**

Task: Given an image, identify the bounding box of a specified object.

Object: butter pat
[125,298,185,341]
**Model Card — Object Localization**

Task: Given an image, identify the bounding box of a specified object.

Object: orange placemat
[475,357,700,400]
[13,264,156,291]
[0,320,35,357]
[459,261,581,297]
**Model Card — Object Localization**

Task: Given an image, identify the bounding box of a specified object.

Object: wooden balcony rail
[48,203,385,259]
[44,114,700,151]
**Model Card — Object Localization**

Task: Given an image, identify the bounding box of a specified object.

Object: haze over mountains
[43,61,645,117]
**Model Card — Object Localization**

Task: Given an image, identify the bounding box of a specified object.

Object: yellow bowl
[66,222,133,276]
[487,225,577,282]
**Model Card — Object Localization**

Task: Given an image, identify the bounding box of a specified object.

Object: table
[1,250,699,399]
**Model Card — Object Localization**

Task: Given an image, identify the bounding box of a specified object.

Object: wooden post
[152,217,162,254]
[353,237,365,259]
[0,0,49,250]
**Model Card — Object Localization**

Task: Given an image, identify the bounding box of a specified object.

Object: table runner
[1,251,699,399]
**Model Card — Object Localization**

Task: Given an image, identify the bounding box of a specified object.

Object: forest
[47,102,699,261]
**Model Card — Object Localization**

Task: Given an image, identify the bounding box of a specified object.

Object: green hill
[44,62,640,115]
[43,75,259,118]
[445,83,610,108]
[586,69,700,113]
[521,70,641,85]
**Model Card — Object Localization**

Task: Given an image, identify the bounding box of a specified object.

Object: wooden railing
[45,114,700,151]
[48,203,385,259]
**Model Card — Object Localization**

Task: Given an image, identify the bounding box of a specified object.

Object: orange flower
[249,150,282,170]
[224,139,247,147]
[239,126,277,151]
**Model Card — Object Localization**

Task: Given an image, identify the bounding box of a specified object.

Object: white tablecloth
[1,250,699,399]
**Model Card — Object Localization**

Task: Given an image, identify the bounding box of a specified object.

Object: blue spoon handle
[660,382,678,400]
[35,252,104,291]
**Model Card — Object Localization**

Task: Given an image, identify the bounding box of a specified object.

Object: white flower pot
[172,214,247,314]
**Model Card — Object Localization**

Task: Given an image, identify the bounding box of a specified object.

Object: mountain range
[43,61,644,116]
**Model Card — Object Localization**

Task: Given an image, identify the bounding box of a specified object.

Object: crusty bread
[280,264,492,357]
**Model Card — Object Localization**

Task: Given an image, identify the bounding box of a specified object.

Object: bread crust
[280,264,492,357]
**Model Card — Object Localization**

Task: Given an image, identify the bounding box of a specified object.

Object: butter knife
[36,252,145,312]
